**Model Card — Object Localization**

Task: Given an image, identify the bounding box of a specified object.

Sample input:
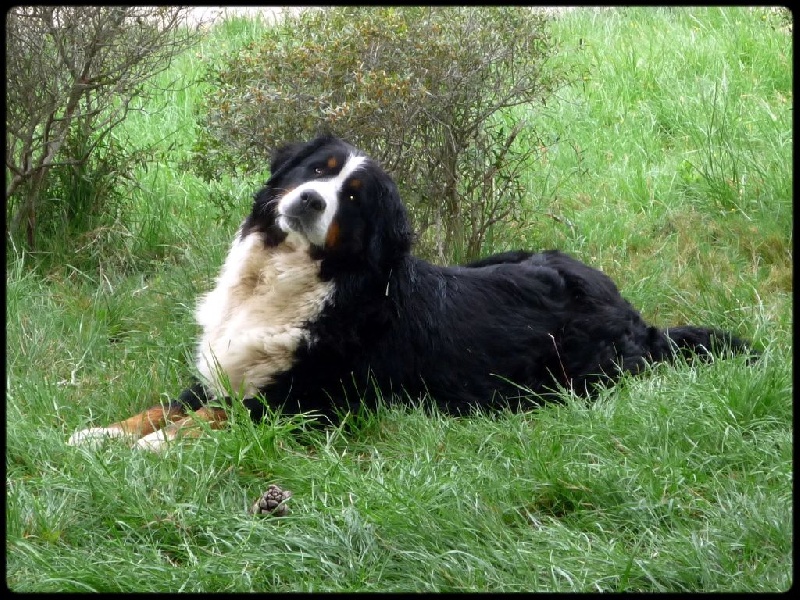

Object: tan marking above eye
[345,179,361,201]
[327,156,338,169]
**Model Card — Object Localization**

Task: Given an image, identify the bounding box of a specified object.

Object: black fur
[185,135,756,423]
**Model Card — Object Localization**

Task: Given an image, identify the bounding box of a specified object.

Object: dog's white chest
[195,230,332,398]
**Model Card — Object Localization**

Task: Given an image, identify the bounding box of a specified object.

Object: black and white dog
[69,135,754,450]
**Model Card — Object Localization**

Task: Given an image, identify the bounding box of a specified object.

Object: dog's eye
[314,167,324,176]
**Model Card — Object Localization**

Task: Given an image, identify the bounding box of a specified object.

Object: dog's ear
[270,142,305,176]
[368,173,413,267]
[269,135,340,180]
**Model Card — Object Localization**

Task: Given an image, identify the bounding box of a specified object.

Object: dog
[68,134,754,451]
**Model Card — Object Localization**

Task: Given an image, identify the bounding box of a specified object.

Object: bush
[5,6,199,250]
[192,7,569,262]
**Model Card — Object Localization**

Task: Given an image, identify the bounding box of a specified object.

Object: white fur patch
[67,426,130,447]
[195,228,333,399]
[276,154,366,246]
[135,429,172,452]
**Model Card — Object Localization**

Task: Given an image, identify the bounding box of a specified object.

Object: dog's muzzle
[283,190,326,217]
[277,189,331,245]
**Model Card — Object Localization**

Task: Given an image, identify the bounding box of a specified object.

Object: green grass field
[5,7,792,592]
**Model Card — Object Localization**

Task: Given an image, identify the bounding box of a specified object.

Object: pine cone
[249,484,292,516]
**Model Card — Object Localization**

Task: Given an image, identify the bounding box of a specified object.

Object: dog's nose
[300,190,326,213]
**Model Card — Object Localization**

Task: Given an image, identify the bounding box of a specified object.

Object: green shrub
[5,7,198,252]
[29,125,173,275]
[192,7,569,262]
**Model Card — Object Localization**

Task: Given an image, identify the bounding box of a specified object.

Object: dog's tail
[662,325,757,364]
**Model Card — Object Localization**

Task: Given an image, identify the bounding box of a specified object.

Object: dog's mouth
[277,214,302,234]
[276,191,331,248]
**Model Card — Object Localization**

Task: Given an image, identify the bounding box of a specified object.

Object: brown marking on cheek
[110,404,187,438]
[327,156,338,169]
[325,219,341,249]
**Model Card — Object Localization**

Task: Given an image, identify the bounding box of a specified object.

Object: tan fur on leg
[135,406,228,452]
[68,404,187,447]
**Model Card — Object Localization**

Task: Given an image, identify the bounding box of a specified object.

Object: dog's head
[245,135,413,270]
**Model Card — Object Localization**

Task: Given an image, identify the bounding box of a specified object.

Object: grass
[5,7,792,592]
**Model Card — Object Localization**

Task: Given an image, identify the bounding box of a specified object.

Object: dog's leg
[67,403,188,446]
[68,382,210,448]
[135,406,228,452]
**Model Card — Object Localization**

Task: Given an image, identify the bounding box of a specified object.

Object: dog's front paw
[135,429,173,453]
[67,426,130,447]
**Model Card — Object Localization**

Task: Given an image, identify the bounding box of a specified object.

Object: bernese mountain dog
[69,134,755,451]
